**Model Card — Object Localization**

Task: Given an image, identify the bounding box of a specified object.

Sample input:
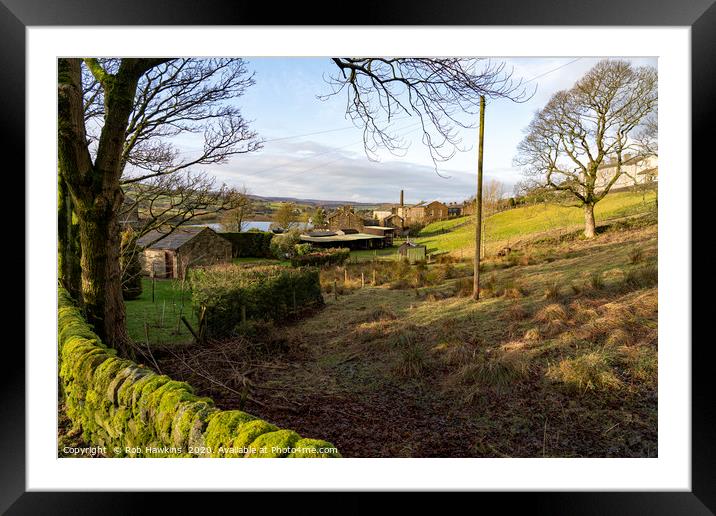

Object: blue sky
[178,57,657,204]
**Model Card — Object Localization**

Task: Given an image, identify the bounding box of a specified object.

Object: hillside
[416,189,657,256]
[152,211,658,457]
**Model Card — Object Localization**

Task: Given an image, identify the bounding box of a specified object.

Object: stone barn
[327,205,367,232]
[137,226,232,279]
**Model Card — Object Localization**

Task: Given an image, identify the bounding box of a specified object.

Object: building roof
[305,230,337,237]
[300,233,385,243]
[597,154,655,170]
[638,167,658,176]
[137,226,210,250]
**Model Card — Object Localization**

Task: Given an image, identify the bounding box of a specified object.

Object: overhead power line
[523,58,583,84]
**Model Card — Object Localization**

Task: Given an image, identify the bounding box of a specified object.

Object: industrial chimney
[400,189,404,207]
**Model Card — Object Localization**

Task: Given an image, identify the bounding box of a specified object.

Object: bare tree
[635,110,658,158]
[271,202,300,231]
[483,179,507,217]
[219,186,253,232]
[323,58,530,167]
[514,59,657,238]
[119,172,248,282]
[59,58,170,352]
[58,58,261,353]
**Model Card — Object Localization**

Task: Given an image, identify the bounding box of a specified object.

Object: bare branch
[322,58,533,169]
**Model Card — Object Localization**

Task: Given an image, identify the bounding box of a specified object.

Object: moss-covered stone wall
[58,288,340,458]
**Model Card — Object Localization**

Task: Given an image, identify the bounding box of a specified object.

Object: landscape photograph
[57,56,658,459]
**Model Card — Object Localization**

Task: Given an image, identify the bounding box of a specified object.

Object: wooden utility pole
[473,95,486,300]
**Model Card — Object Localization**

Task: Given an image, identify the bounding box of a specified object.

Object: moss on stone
[204,410,257,456]
[246,429,301,458]
[230,419,278,453]
[171,399,214,449]
[288,438,342,458]
[57,287,340,459]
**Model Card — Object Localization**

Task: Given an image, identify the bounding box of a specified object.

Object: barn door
[164,251,174,278]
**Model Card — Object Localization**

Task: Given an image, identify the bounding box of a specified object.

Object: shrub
[290,247,350,267]
[189,264,323,337]
[221,231,274,258]
[405,222,425,237]
[269,229,302,259]
[294,243,313,256]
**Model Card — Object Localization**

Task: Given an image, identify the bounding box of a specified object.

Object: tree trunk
[473,96,486,300]
[78,195,129,353]
[584,203,596,238]
[58,173,81,299]
[58,58,159,355]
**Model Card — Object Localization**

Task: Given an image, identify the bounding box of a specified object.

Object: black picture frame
[4,0,713,512]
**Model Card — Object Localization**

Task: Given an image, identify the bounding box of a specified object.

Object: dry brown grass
[544,281,562,300]
[499,302,529,322]
[449,350,532,401]
[546,350,623,393]
[523,328,541,342]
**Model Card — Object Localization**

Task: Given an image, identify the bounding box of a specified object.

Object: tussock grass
[629,247,644,264]
[361,305,397,323]
[395,344,428,378]
[547,350,623,393]
[451,351,532,400]
[499,302,529,322]
[434,341,478,367]
[544,281,562,300]
[590,272,605,290]
[535,303,568,323]
[621,264,658,291]
[523,328,541,341]
[604,328,634,348]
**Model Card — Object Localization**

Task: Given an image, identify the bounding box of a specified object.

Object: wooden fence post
[344,269,348,284]
[361,272,365,288]
[333,280,338,300]
[373,269,377,285]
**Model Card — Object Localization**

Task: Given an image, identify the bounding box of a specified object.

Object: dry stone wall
[58,288,340,458]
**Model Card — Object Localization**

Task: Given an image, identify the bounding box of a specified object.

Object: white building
[595,154,658,192]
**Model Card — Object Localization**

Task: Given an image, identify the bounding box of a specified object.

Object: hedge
[290,247,350,267]
[189,264,323,337]
[220,231,274,258]
[57,288,339,458]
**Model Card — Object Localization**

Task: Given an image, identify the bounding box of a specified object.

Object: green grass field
[125,278,197,346]
[416,190,657,255]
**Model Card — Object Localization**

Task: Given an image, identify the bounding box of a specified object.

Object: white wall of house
[595,155,658,192]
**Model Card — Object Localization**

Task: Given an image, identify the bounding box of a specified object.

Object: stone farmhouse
[374,190,450,227]
[595,154,658,192]
[136,226,231,279]
[326,205,370,232]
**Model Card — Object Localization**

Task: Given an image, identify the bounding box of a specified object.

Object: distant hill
[248,194,379,208]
